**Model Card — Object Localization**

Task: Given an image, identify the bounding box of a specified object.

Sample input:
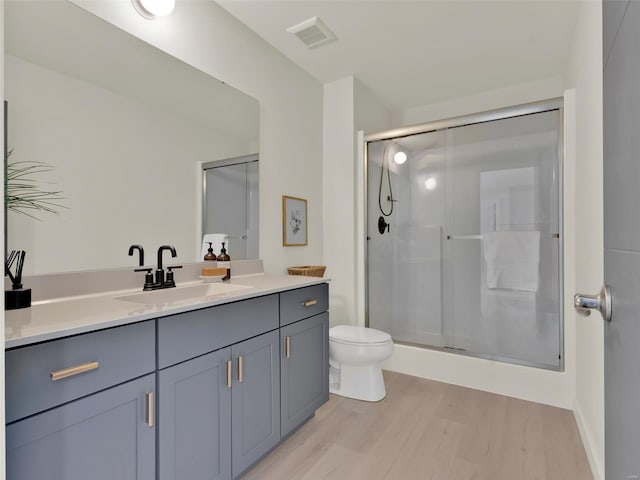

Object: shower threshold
[392,340,563,372]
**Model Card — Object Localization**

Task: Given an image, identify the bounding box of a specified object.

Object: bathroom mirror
[4,1,260,276]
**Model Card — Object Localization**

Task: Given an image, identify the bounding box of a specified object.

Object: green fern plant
[5,148,65,219]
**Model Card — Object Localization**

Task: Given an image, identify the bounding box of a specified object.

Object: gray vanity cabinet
[157,295,281,480]
[6,373,156,480]
[5,320,156,480]
[231,329,281,478]
[280,312,329,437]
[158,332,280,480]
[158,347,232,480]
[6,283,329,480]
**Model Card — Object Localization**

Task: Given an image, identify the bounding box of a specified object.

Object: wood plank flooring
[243,371,593,480]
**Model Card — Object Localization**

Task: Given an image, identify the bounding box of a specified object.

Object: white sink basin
[116,282,251,305]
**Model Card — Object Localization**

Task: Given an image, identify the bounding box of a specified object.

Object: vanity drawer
[279,283,329,326]
[5,320,155,424]
[158,294,279,369]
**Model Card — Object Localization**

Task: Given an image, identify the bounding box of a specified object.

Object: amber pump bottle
[203,242,217,261]
[218,242,231,279]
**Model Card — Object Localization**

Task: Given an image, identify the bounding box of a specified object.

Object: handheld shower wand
[377,144,400,234]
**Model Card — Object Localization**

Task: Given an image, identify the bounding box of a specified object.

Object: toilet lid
[329,325,391,345]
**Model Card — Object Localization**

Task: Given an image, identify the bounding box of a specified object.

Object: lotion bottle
[218,242,231,279]
[203,242,217,261]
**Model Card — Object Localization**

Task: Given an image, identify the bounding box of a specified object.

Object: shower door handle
[574,285,612,322]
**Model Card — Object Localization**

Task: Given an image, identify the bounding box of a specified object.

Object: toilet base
[329,362,386,402]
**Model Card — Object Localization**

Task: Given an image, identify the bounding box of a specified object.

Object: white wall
[70,0,324,275]
[322,76,390,326]
[565,2,605,478]
[394,76,564,128]
[6,54,247,274]
[323,77,355,326]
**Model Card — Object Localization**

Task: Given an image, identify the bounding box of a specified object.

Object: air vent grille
[286,16,336,49]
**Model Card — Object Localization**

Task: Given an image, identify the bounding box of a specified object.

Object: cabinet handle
[238,356,244,383]
[285,336,291,359]
[145,392,155,428]
[50,361,99,381]
[302,299,317,307]
[226,360,232,388]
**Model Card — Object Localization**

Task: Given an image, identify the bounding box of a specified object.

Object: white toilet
[329,325,394,402]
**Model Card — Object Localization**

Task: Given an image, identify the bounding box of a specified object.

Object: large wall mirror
[5,1,260,276]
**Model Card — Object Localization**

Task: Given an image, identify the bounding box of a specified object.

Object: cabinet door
[231,330,280,478]
[280,312,329,437]
[7,373,155,480]
[159,347,232,480]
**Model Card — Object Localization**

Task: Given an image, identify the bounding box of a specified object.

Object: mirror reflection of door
[202,155,259,261]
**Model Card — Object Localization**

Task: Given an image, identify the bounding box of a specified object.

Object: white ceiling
[217,0,581,111]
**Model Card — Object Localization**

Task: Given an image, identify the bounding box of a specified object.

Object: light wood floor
[243,371,593,480]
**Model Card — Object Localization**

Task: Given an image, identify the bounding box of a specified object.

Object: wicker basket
[287,265,326,277]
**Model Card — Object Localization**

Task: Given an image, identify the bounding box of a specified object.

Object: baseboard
[573,400,604,480]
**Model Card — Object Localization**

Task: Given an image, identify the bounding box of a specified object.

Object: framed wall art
[282,195,307,246]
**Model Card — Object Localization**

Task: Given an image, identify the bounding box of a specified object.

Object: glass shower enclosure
[366,101,563,369]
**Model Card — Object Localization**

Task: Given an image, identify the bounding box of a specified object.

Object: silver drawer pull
[226,360,232,388]
[238,356,244,383]
[302,299,318,307]
[50,361,99,381]
[145,391,155,428]
[285,336,291,359]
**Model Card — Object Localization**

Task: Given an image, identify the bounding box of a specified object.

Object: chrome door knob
[574,285,612,322]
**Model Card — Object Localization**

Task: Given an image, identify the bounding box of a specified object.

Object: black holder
[6,288,31,310]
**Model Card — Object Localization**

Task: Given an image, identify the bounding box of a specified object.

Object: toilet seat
[329,325,392,346]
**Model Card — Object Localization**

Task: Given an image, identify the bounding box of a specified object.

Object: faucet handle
[134,268,154,291]
[165,265,183,288]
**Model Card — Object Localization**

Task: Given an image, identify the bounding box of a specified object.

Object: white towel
[483,231,540,292]
[201,233,228,260]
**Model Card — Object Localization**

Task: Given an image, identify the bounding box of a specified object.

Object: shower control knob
[574,285,612,322]
[378,216,390,234]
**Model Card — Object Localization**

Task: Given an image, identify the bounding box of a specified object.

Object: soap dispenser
[203,242,217,261]
[218,242,231,279]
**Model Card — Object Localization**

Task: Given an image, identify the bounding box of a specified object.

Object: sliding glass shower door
[367,106,562,369]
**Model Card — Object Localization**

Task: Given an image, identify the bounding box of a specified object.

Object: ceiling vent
[286,16,337,49]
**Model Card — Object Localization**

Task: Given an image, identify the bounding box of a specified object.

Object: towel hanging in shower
[483,231,540,292]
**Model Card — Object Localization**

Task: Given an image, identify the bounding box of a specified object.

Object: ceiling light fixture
[393,151,407,165]
[132,0,175,19]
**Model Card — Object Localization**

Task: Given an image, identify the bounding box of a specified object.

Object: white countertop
[5,274,328,349]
